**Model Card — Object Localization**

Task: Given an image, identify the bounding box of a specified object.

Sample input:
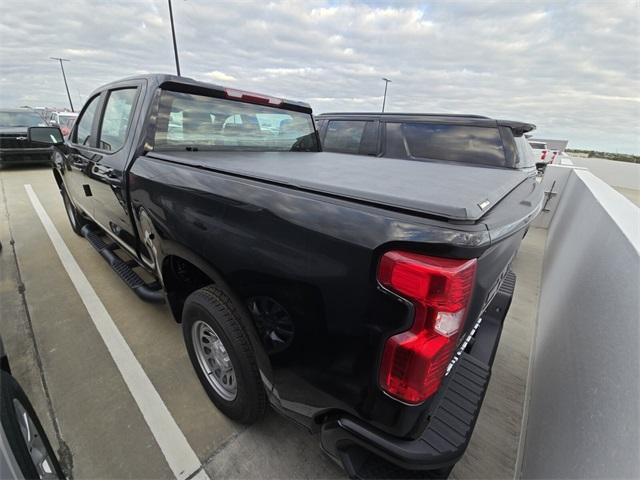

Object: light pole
[168,0,181,76]
[50,57,74,112]
[381,77,392,113]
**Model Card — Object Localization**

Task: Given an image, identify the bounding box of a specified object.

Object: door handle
[93,164,119,185]
[93,164,114,176]
[70,153,84,167]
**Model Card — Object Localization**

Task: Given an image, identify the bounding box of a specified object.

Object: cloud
[61,48,102,57]
[204,70,236,82]
[0,0,638,153]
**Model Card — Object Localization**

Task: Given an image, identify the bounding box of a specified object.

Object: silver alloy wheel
[13,399,57,479]
[192,320,237,401]
[63,194,77,229]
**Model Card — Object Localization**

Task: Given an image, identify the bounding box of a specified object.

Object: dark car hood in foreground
[148,151,529,221]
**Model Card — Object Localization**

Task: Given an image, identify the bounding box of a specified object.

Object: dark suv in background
[315,112,538,171]
[0,109,51,167]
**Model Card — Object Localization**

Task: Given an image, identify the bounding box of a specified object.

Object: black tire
[182,285,267,424]
[0,370,65,479]
[61,188,88,236]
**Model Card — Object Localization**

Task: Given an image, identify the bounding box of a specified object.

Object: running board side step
[80,225,165,304]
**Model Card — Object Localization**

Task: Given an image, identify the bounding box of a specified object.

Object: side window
[401,123,506,167]
[73,95,101,146]
[323,120,367,154]
[98,88,137,151]
[384,122,409,159]
[359,121,379,156]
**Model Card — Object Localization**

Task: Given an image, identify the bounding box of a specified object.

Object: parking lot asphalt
[0,166,546,479]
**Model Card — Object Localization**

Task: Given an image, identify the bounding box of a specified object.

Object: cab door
[63,93,105,219]
[84,83,144,255]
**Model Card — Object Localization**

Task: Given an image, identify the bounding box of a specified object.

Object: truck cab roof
[91,73,313,113]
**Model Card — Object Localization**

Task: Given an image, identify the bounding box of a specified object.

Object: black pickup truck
[30,74,542,478]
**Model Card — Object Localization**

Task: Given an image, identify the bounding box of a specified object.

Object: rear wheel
[182,285,266,424]
[0,370,65,479]
[61,188,88,236]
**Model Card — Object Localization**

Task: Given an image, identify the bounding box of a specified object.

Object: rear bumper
[320,270,516,478]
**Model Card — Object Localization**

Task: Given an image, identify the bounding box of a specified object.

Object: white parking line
[24,184,209,480]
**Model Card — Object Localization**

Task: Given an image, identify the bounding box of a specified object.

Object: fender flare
[157,238,275,392]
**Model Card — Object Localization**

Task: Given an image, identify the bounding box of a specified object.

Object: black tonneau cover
[147,151,527,221]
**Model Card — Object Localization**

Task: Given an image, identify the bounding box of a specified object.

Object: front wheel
[61,188,88,236]
[182,285,266,424]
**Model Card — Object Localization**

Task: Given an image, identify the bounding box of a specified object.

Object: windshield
[0,111,45,128]
[154,90,318,152]
[529,142,546,149]
[57,115,77,129]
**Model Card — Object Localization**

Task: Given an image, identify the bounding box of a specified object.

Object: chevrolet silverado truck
[29,74,543,478]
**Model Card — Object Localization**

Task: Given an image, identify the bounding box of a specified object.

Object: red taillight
[224,88,283,106]
[541,150,547,161]
[377,251,477,404]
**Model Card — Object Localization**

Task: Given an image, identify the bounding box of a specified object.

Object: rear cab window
[154,90,318,152]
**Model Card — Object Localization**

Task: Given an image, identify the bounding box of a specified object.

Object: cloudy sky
[1,0,638,153]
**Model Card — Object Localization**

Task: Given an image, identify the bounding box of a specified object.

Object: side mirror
[535,162,547,173]
[28,126,64,145]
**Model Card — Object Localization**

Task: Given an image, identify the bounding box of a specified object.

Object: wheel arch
[159,251,275,388]
[161,254,217,321]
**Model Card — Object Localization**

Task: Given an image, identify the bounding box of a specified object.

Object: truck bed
[147,151,528,221]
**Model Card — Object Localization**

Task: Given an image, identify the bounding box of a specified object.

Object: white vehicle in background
[528,140,558,164]
[47,111,79,138]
